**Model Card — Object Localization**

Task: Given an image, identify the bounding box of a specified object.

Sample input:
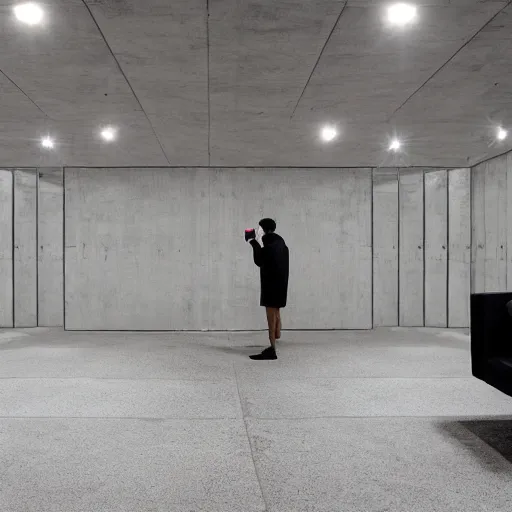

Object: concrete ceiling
[0,0,511,168]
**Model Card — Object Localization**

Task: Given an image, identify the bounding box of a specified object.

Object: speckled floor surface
[0,327,511,511]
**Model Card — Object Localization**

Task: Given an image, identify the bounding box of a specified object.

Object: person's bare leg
[249,308,278,360]
[265,307,277,350]
[275,309,281,340]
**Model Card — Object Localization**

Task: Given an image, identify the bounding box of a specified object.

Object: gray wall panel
[54,162,491,331]
[448,168,470,328]
[340,168,372,329]
[372,168,398,327]
[65,167,372,331]
[65,168,210,330]
[483,156,507,292]
[209,168,372,330]
[424,169,448,327]
[471,162,485,293]
[38,168,63,326]
[0,170,13,327]
[208,168,276,331]
[14,169,37,327]
[507,152,512,290]
[399,169,424,326]
[8,159,512,331]
[472,155,509,295]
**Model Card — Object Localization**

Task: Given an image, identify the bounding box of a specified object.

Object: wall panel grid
[0,165,474,330]
[0,168,63,328]
[373,167,470,328]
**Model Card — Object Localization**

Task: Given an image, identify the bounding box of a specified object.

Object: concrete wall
[38,169,64,326]
[372,169,399,326]
[0,170,13,327]
[372,168,471,328]
[14,169,37,327]
[398,169,425,326]
[0,166,473,330]
[448,168,471,327]
[64,168,373,330]
[64,168,211,330]
[472,151,512,293]
[0,168,63,328]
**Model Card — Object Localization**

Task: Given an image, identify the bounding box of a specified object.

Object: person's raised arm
[249,239,263,267]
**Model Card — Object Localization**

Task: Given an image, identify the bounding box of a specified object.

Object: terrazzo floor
[0,327,511,511]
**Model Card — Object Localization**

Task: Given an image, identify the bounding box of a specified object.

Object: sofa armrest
[471,292,512,378]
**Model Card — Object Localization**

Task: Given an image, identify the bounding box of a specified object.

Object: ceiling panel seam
[290,0,348,120]
[389,0,512,122]
[472,147,512,168]
[81,0,171,166]
[0,68,51,119]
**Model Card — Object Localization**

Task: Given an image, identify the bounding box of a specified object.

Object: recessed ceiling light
[41,136,54,149]
[321,125,337,142]
[14,3,44,25]
[101,126,116,142]
[497,127,508,141]
[387,4,417,25]
[389,139,401,151]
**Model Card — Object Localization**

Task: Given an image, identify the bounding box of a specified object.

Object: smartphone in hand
[245,228,256,242]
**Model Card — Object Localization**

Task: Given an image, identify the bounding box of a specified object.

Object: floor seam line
[233,363,270,512]
[232,415,512,421]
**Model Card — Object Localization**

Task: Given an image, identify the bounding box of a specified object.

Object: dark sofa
[471,292,512,398]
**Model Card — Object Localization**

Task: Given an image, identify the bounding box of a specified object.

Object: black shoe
[249,347,277,360]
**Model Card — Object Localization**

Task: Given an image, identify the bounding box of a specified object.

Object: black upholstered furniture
[471,292,512,398]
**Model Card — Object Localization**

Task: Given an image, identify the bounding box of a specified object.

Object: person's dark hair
[259,218,276,234]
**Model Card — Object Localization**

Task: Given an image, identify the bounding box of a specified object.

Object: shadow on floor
[437,419,512,468]
[200,345,267,356]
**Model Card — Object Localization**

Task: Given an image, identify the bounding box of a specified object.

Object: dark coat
[250,233,289,308]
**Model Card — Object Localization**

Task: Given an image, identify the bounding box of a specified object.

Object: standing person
[247,218,289,360]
